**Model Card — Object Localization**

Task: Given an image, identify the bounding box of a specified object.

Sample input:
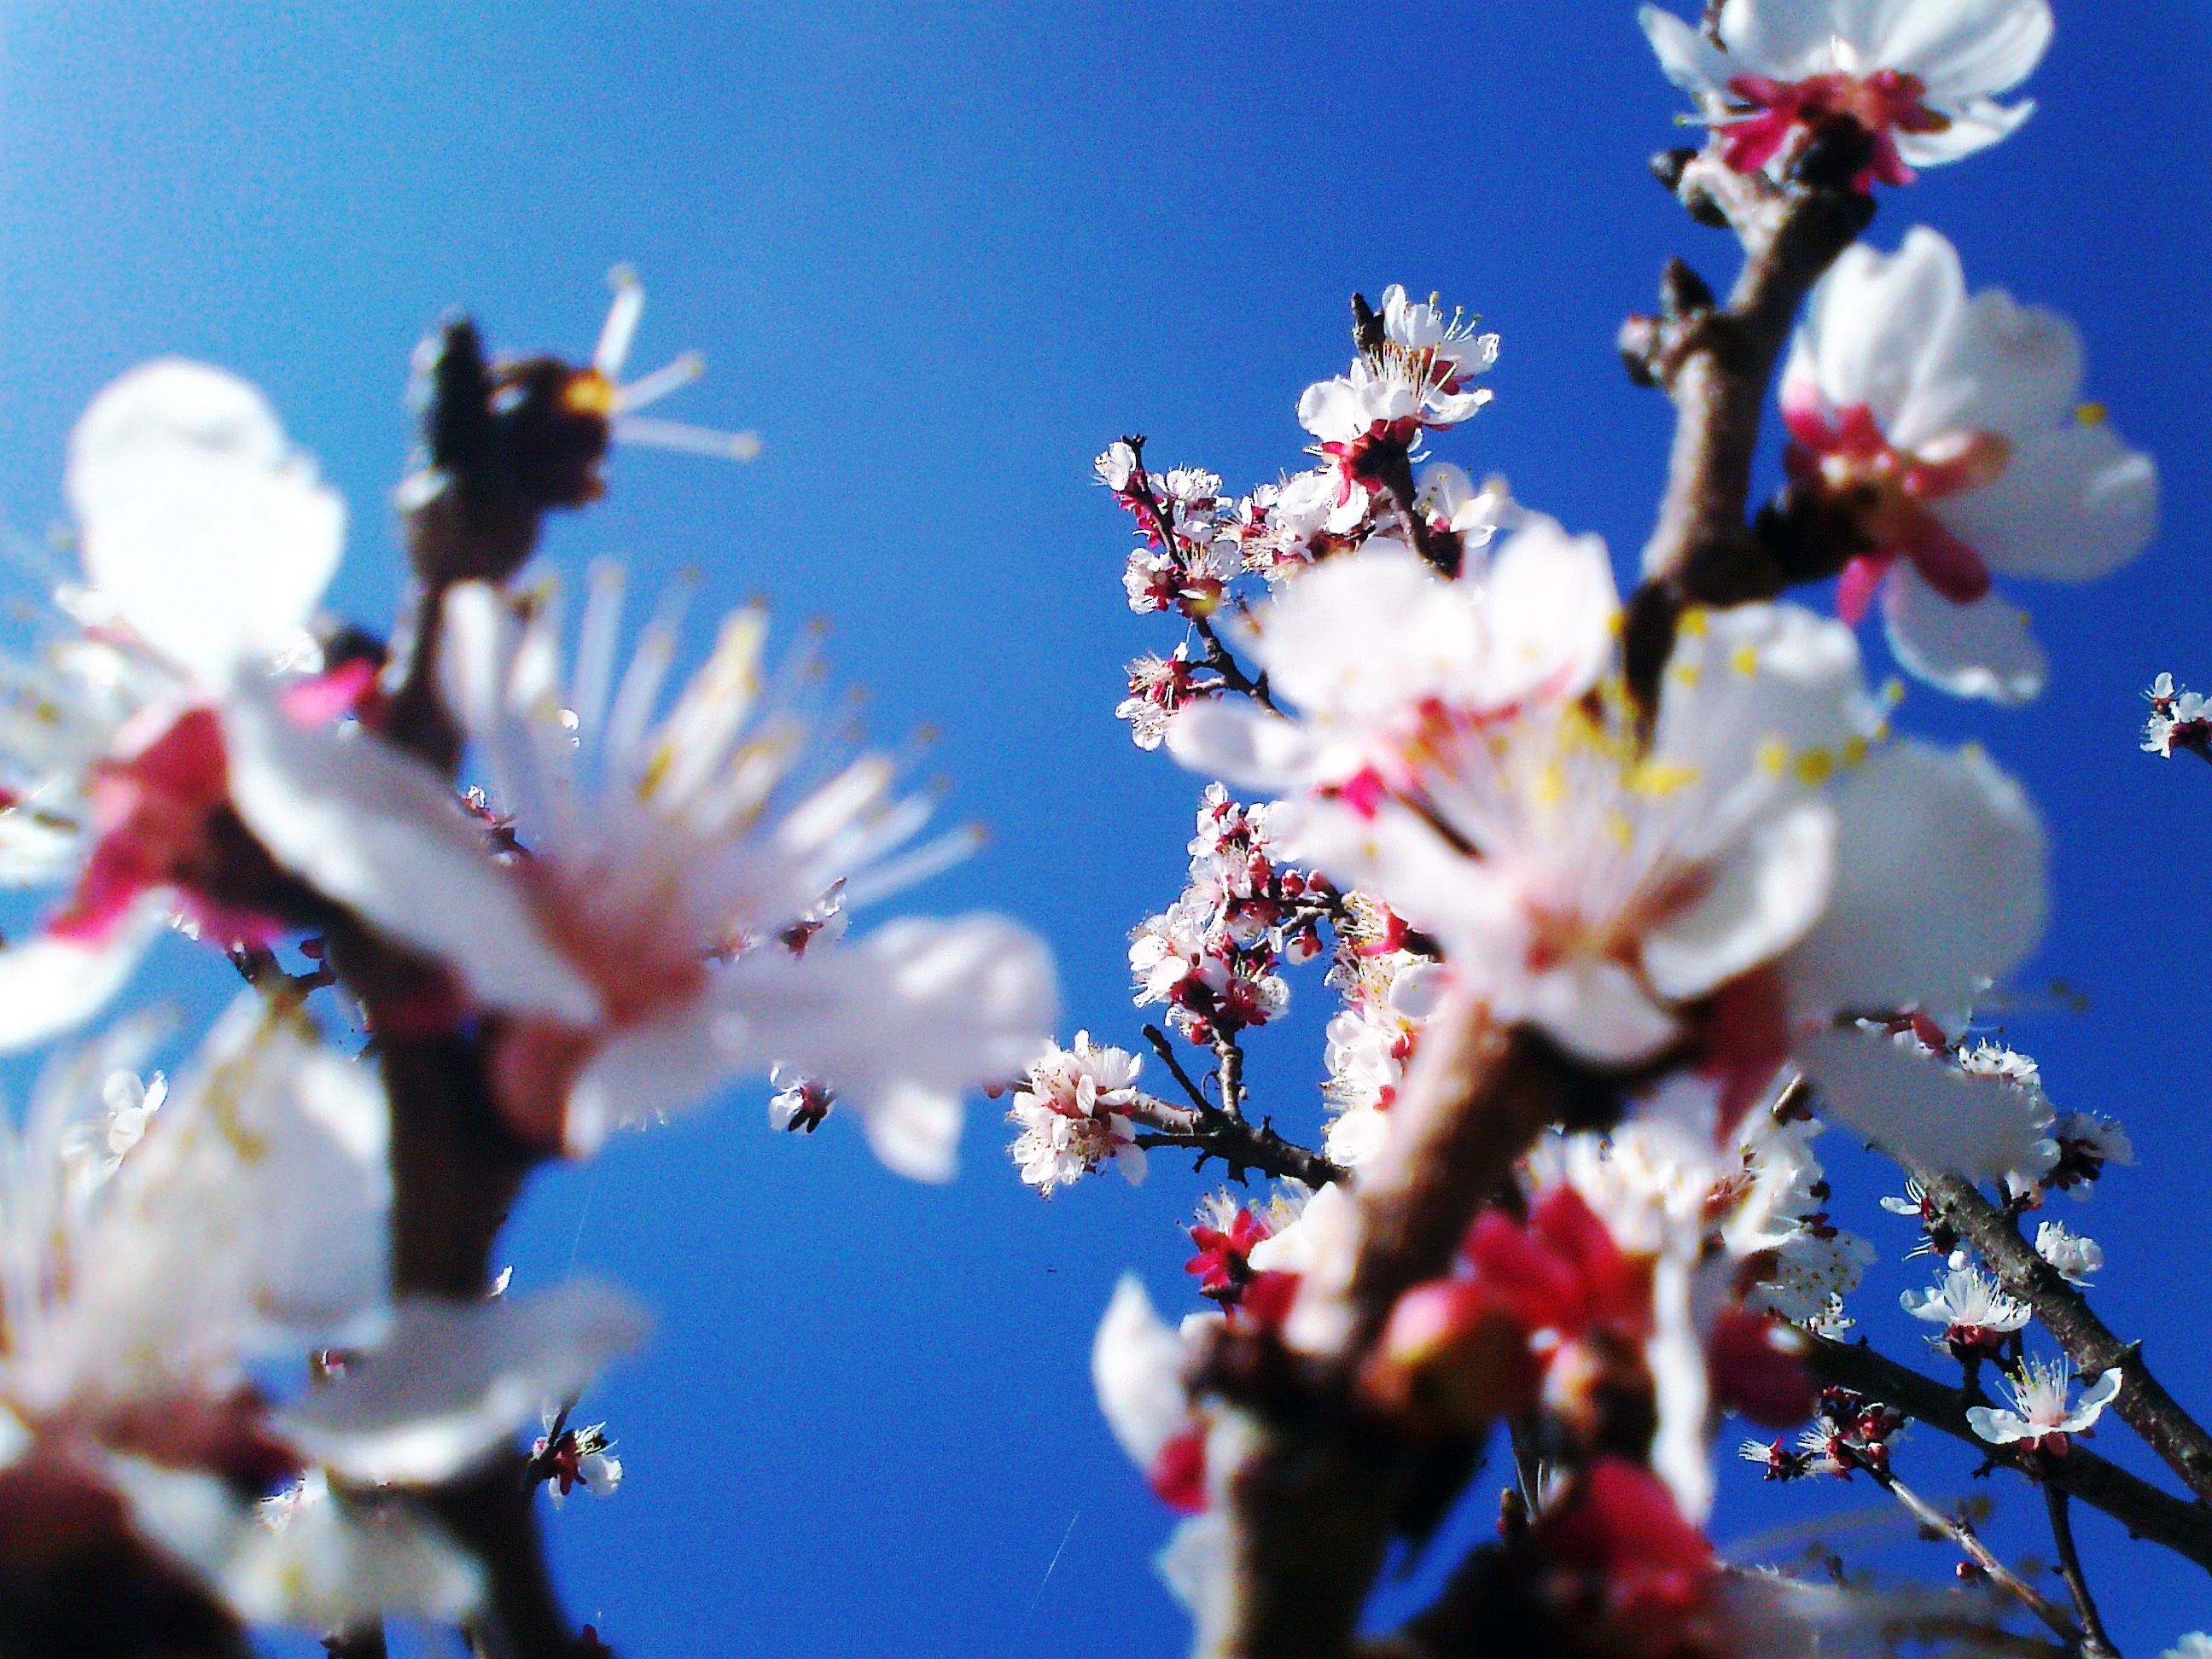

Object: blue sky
[1,3,2209,1654]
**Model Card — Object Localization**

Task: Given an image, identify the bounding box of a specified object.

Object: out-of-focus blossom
[0,360,595,1056]
[1641,0,2052,188]
[435,569,1057,1178]
[1091,1277,1212,1514]
[1781,229,2157,704]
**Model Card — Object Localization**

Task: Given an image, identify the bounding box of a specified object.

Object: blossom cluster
[0,277,1058,1648]
[1059,3,2198,1655]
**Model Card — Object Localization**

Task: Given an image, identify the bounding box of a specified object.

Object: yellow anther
[1628,760,1699,798]
[1793,748,1835,786]
[2075,401,2108,428]
[1842,734,1870,768]
[1730,644,1760,677]
[1756,738,1788,776]
[1677,609,1709,638]
[1606,811,1634,847]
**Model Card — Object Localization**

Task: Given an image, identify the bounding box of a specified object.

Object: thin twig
[1214,1033,1247,1120]
[1124,1091,1342,1189]
[2043,1485,2120,1657]
[1912,1166,2212,1508]
[1807,1336,2212,1575]
[1142,1024,1214,1113]
[1869,1467,2081,1647]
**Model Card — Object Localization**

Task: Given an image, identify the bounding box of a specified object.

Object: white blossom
[1966,1358,2122,1451]
[1007,1032,1148,1196]
[434,570,1057,1177]
[1781,229,2157,704]
[1642,0,2052,183]
[2034,1220,2103,1285]
[1900,1266,2029,1340]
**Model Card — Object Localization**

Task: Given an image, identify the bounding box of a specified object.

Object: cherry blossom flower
[1780,229,2157,704]
[1298,285,1497,508]
[0,996,638,1634]
[2034,1219,2103,1285]
[1091,1276,1213,1514]
[1641,0,2052,189]
[1900,1266,2029,1360]
[1184,1193,1278,1309]
[1117,645,1204,750]
[2042,1109,2133,1198]
[0,360,597,1056]
[437,570,1056,1177]
[1006,1032,1148,1196]
[532,1413,623,1505]
[2144,673,2212,759]
[1965,1357,2122,1454]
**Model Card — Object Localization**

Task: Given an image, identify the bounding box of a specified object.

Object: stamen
[841,824,987,910]
[611,416,763,462]
[572,562,627,748]
[593,267,646,379]
[614,352,706,415]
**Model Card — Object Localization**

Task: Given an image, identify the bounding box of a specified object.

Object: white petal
[1784,740,2046,1019]
[1478,516,1619,704]
[0,902,160,1053]
[1639,4,1732,95]
[1166,701,1324,791]
[1868,0,2051,100]
[1800,232,1966,436]
[1797,1027,2052,1183]
[2075,1367,2123,1418]
[1934,424,2158,583]
[1911,282,2081,442]
[707,916,1057,1182]
[1249,547,1481,722]
[1883,569,2047,706]
[1092,1274,1190,1470]
[565,1004,736,1155]
[221,693,601,1024]
[1965,1404,2030,1444]
[1645,1245,1713,1522]
[1524,959,1682,1068]
[1719,0,1848,76]
[279,1283,649,1487]
[67,361,344,689]
[1896,95,2035,164]
[1644,801,1837,999]
[223,1482,484,1627]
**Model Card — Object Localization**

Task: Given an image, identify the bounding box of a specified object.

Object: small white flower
[1641,0,2052,184]
[1006,1033,1147,1196]
[1966,1358,2122,1452]
[1900,1266,2029,1342]
[2034,1220,2103,1285]
[1780,230,2157,706]
[2158,1636,2212,1659]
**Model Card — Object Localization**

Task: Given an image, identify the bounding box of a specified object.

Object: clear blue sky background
[0,3,2207,1654]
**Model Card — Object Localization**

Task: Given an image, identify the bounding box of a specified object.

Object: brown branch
[1912,1167,2212,1509]
[1807,1336,2212,1575]
[1207,987,1605,1659]
[1627,149,1874,608]
[1125,1091,1343,1189]
[1868,1465,2081,1647]
[2043,1486,2120,1658]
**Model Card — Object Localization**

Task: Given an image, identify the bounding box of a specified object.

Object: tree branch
[1125,1091,1342,1189]
[1912,1167,2212,1509]
[1205,988,1606,1658]
[1868,1465,2081,1647]
[1626,148,1874,608]
[1807,1336,2212,1575]
[2043,1485,2120,1658]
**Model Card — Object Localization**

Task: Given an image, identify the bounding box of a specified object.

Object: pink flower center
[1721,68,1947,189]
[51,707,282,949]
[1784,400,2010,624]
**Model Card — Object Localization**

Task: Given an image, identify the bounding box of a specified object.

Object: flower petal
[1644,800,1837,999]
[221,694,601,1024]
[66,361,344,689]
[1092,1274,1189,1470]
[1883,568,2048,706]
[278,1283,649,1487]
[0,900,161,1053]
[1934,423,2158,583]
[1797,1026,2052,1183]
[1784,739,2046,1019]
[1166,701,1324,792]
